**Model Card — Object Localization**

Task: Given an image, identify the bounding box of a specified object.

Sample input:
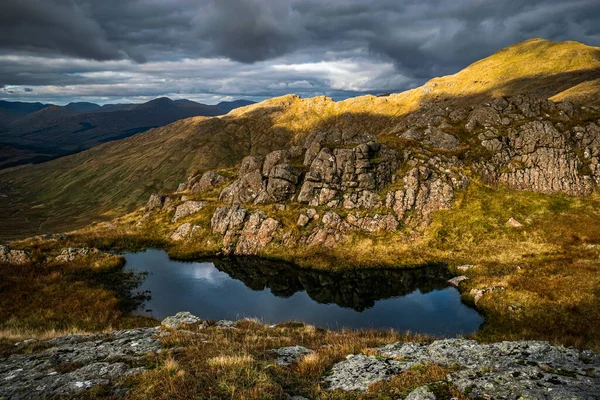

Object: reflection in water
[124,249,483,336]
[212,257,454,312]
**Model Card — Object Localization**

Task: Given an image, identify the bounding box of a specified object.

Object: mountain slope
[1,38,599,239]
[0,98,236,169]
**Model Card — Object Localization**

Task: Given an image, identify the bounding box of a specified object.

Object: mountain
[0,38,599,240]
[64,102,102,112]
[0,97,251,169]
[216,99,256,113]
[0,100,50,128]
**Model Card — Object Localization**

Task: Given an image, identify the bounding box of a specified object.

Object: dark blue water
[124,249,483,336]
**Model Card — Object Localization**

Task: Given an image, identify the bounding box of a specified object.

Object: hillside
[0,97,252,169]
[0,38,599,240]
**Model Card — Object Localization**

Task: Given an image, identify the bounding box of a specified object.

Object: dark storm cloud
[0,0,599,104]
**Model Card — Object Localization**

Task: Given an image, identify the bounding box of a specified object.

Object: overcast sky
[0,0,599,105]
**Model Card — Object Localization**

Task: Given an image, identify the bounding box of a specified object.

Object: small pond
[124,249,483,336]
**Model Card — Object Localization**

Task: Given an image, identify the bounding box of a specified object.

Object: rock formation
[0,245,30,265]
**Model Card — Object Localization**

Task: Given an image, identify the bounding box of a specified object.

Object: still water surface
[125,249,483,336]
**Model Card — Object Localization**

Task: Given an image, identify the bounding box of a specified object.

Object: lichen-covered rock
[0,327,161,399]
[422,126,460,150]
[220,170,265,204]
[55,247,99,263]
[170,223,192,241]
[385,166,457,224]
[298,142,399,208]
[172,200,205,222]
[269,346,314,366]
[325,339,600,398]
[211,205,247,235]
[323,354,408,391]
[405,385,437,400]
[235,212,280,255]
[0,245,31,265]
[161,312,203,329]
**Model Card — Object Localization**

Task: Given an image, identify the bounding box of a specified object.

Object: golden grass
[126,321,430,400]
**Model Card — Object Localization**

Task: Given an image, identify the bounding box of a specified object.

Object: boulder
[172,201,205,222]
[448,275,468,287]
[219,170,265,204]
[161,312,203,329]
[0,327,160,399]
[269,346,314,366]
[170,223,192,241]
[0,245,30,265]
[211,206,247,235]
[146,194,165,211]
[190,171,226,192]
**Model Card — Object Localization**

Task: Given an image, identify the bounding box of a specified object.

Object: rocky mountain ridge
[137,94,600,258]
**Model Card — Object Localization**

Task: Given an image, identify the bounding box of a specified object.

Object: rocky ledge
[324,339,600,399]
[0,327,161,399]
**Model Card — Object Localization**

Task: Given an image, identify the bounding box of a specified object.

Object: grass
[126,320,440,400]
[0,245,155,338]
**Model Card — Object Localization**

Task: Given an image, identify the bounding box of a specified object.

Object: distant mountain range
[0,97,255,169]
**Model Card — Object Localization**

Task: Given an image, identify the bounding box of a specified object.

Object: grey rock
[146,193,164,210]
[448,275,468,287]
[170,223,192,241]
[0,327,160,399]
[55,247,99,263]
[297,213,310,227]
[400,128,423,140]
[235,212,280,255]
[422,127,460,150]
[323,354,409,391]
[0,245,31,265]
[172,200,205,223]
[190,171,226,193]
[326,339,600,398]
[269,346,314,366]
[220,170,265,204]
[405,385,437,400]
[161,312,203,329]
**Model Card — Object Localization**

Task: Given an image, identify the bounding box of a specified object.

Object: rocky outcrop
[324,339,600,398]
[298,142,399,208]
[55,247,99,263]
[0,327,161,399]
[385,166,463,224]
[0,245,30,265]
[235,212,280,255]
[171,200,205,222]
[211,206,279,255]
[220,152,302,205]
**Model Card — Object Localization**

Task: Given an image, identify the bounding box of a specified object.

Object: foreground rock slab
[269,346,314,366]
[324,339,600,398]
[0,327,161,399]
